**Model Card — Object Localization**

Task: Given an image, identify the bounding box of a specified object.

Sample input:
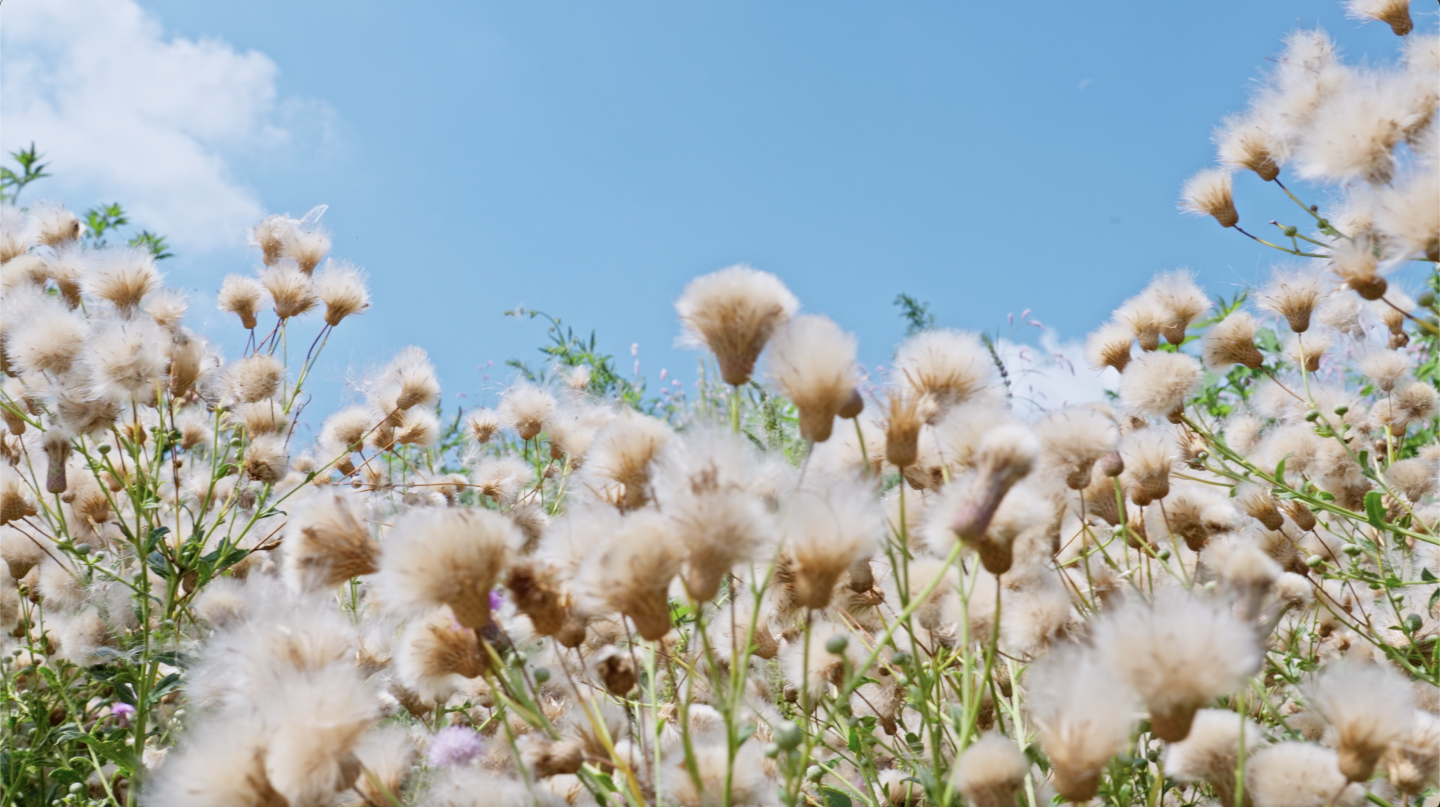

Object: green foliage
[0,143,50,204]
[893,293,935,336]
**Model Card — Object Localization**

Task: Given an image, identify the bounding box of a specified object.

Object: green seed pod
[825,635,849,655]
[774,721,803,751]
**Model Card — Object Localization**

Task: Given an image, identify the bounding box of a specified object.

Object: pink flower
[427,726,484,767]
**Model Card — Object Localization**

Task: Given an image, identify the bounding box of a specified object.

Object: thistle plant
[1,5,1438,807]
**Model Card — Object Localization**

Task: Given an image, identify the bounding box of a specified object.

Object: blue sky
[2,0,1428,430]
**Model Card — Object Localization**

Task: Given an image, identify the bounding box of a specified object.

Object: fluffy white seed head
[1026,644,1136,802]
[313,259,370,326]
[1202,311,1265,372]
[892,328,995,416]
[954,733,1029,807]
[260,262,318,319]
[227,355,285,404]
[675,264,799,386]
[766,314,859,443]
[1093,595,1262,741]
[1165,709,1267,807]
[1120,351,1202,420]
[583,410,671,510]
[653,428,772,601]
[1373,167,1439,262]
[785,472,883,609]
[84,248,160,315]
[1119,428,1176,506]
[1149,269,1211,344]
[217,274,267,330]
[7,297,87,377]
[1035,406,1119,489]
[81,318,169,402]
[498,382,557,441]
[1345,0,1414,35]
[1086,320,1134,372]
[1305,661,1415,781]
[1245,742,1364,807]
[380,507,519,628]
[1260,267,1328,333]
[1180,168,1238,228]
[1217,113,1281,180]
[577,509,683,640]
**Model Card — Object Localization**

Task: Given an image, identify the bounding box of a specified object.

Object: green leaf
[1364,491,1387,529]
[143,526,170,554]
[820,787,854,807]
[146,550,172,579]
[1273,456,1287,482]
[1421,567,1437,584]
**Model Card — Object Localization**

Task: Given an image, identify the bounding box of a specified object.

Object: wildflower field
[1,2,1437,806]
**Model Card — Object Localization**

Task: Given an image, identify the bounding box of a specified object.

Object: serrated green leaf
[1364,491,1387,529]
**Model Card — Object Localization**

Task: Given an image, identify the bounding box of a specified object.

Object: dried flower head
[1027,644,1136,802]
[1086,320,1134,372]
[947,426,1040,573]
[1119,428,1176,506]
[1260,267,1328,333]
[384,346,441,411]
[380,507,519,629]
[1120,351,1202,420]
[1151,269,1212,345]
[1330,236,1387,300]
[766,314,859,443]
[892,329,995,414]
[1345,0,1413,37]
[217,274,267,330]
[7,297,87,377]
[261,262,318,319]
[1035,406,1119,489]
[283,492,379,590]
[1164,709,1267,807]
[578,509,682,640]
[1284,331,1329,373]
[84,249,160,315]
[785,473,883,609]
[1360,348,1411,392]
[243,433,289,484]
[953,733,1029,807]
[145,288,189,331]
[675,264,798,386]
[1245,742,1364,807]
[584,410,671,510]
[1217,114,1281,181]
[313,259,369,326]
[227,355,285,404]
[654,428,772,601]
[1305,661,1414,781]
[498,382,557,441]
[1180,168,1239,228]
[883,392,931,469]
[465,407,503,445]
[1202,311,1265,371]
[1094,595,1262,741]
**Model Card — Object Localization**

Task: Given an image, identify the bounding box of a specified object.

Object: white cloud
[992,330,1117,415]
[0,0,323,251]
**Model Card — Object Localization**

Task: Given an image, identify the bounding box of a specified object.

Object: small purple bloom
[427,725,484,767]
[111,702,136,727]
[489,589,504,612]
